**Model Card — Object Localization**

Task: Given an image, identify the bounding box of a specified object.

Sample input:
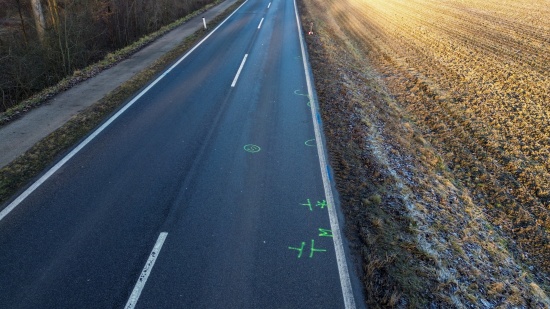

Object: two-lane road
[0,0,364,307]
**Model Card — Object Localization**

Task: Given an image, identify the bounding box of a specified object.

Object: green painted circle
[244,144,261,153]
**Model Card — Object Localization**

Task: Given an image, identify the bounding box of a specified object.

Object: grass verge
[0,0,244,207]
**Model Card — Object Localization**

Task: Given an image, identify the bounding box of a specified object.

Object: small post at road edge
[203,17,207,30]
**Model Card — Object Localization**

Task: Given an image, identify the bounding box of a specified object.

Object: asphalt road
[0,0,364,307]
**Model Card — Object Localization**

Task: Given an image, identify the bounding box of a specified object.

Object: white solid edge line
[292,0,357,308]
[258,17,264,29]
[231,54,248,87]
[124,232,168,309]
[267,2,271,8]
[0,0,250,223]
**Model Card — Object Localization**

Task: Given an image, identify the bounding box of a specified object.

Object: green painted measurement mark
[305,139,316,147]
[300,199,328,211]
[319,228,333,237]
[316,200,327,209]
[243,144,261,153]
[309,239,326,258]
[288,242,306,258]
[289,239,327,258]
[300,199,313,211]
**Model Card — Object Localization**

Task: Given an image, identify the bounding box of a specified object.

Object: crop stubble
[332,0,550,274]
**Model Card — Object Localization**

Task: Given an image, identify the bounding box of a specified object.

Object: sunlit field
[338,0,550,269]
[301,0,550,305]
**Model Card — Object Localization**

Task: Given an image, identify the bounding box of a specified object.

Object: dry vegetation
[0,0,215,112]
[0,0,244,206]
[299,0,550,306]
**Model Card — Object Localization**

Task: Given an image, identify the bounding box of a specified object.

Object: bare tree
[13,0,29,45]
[46,0,59,31]
[30,0,45,43]
[1,0,217,112]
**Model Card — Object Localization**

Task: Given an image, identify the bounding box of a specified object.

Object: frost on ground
[299,0,550,306]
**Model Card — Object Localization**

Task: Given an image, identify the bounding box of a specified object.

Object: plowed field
[336,0,550,273]
[300,0,550,306]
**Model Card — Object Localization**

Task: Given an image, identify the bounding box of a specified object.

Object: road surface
[0,0,364,307]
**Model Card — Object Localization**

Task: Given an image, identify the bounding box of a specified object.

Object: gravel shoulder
[0,0,237,169]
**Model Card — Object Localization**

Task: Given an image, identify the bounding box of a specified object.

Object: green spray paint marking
[288,242,306,258]
[316,200,327,209]
[289,240,327,258]
[300,199,328,211]
[305,139,316,147]
[300,199,313,211]
[309,239,326,258]
[243,144,261,153]
[319,228,333,237]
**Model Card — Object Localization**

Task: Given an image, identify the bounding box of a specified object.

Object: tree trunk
[47,0,60,32]
[30,0,46,43]
[14,0,29,45]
